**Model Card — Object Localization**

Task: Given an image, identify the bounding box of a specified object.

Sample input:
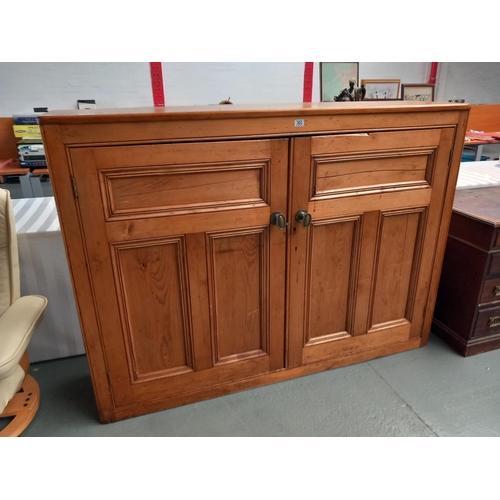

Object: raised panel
[313,151,433,198]
[305,217,360,344]
[370,210,424,329]
[112,238,194,380]
[101,161,269,218]
[207,228,269,365]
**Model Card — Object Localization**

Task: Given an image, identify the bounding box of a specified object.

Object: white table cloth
[12,197,85,362]
[456,160,500,190]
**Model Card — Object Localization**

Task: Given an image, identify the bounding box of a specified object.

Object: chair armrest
[0,295,47,378]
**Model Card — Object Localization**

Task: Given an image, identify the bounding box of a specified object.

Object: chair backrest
[0,188,20,316]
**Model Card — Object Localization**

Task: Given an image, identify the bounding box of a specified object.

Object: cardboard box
[13,125,41,138]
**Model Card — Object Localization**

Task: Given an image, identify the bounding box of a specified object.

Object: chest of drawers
[432,185,500,356]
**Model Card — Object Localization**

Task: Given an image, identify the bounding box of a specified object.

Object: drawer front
[473,304,500,338]
[494,228,500,250]
[488,251,500,276]
[480,277,500,305]
[310,129,442,199]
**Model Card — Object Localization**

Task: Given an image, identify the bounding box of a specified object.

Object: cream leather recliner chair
[0,188,47,436]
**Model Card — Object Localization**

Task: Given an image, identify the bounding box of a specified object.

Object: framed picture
[361,79,401,100]
[320,62,359,102]
[401,84,435,102]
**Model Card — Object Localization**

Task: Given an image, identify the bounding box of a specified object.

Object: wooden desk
[464,133,500,160]
[0,158,50,197]
[464,104,500,160]
[0,158,34,197]
[433,185,500,356]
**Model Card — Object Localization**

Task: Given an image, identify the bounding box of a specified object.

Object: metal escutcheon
[295,209,312,229]
[270,211,287,230]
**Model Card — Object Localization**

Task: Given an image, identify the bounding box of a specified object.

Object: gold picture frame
[361,79,401,100]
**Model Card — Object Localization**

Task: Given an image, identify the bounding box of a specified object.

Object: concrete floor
[12,334,500,437]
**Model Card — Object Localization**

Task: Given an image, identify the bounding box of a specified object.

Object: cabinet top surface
[453,186,500,226]
[39,101,470,125]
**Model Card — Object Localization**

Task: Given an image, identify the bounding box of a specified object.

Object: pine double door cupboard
[39,102,469,422]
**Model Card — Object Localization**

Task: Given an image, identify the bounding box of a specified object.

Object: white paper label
[294,119,305,127]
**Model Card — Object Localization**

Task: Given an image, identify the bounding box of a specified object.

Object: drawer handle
[488,316,500,328]
[295,209,312,229]
[494,285,500,297]
[270,211,287,231]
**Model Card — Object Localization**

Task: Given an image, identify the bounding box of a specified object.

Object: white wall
[0,62,499,117]
[161,62,431,106]
[0,62,152,116]
[162,62,305,105]
[436,62,500,103]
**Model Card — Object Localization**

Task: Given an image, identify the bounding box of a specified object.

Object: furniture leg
[19,175,34,197]
[29,174,44,197]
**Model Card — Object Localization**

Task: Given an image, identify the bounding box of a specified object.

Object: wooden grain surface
[39,101,470,124]
[39,104,469,421]
[452,186,500,226]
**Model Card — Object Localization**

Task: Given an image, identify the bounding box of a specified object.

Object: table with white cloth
[12,196,85,362]
[455,160,500,190]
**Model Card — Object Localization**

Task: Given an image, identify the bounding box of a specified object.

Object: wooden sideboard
[39,102,469,422]
[433,185,500,356]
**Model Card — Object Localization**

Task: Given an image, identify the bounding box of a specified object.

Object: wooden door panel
[70,139,288,408]
[289,129,454,367]
[101,162,268,218]
[314,152,431,196]
[370,210,423,329]
[104,207,270,242]
[311,129,442,155]
[305,217,361,344]
[112,238,194,380]
[208,228,269,364]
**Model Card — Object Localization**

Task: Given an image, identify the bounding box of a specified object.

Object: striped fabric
[12,197,60,233]
[12,197,85,362]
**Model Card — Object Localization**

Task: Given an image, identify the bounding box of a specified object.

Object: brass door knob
[270,212,287,230]
[295,209,312,228]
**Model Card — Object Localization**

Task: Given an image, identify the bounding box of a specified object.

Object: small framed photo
[401,84,435,102]
[361,79,401,100]
[320,62,359,102]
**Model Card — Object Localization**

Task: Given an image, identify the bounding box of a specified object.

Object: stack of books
[12,114,46,169]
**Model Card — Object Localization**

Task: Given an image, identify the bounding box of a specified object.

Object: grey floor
[13,334,500,437]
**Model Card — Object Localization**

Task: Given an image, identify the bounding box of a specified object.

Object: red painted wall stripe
[303,62,314,103]
[150,62,165,107]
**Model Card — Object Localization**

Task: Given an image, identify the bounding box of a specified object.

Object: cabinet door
[70,139,287,408]
[287,129,456,367]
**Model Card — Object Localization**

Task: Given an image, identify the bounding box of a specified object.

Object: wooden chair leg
[0,374,40,437]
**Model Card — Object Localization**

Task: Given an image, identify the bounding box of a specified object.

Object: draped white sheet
[456,161,500,190]
[12,197,85,362]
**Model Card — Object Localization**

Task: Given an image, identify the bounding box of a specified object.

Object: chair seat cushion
[0,295,47,378]
[0,364,24,414]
